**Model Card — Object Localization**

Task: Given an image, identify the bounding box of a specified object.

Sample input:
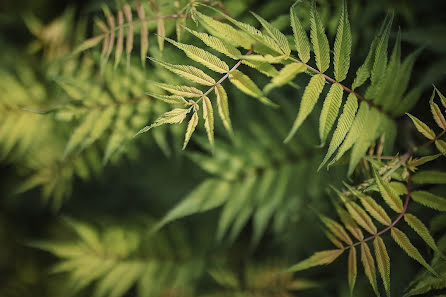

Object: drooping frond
[153,105,345,244]
[288,144,446,296]
[34,218,206,297]
[72,1,186,70]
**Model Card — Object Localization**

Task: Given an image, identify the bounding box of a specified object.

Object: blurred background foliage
[0,0,446,296]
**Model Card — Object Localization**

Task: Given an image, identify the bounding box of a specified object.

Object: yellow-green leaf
[411,191,446,211]
[165,38,229,73]
[136,2,148,65]
[157,18,165,51]
[345,201,377,234]
[196,11,253,49]
[360,242,380,297]
[310,0,330,73]
[151,82,203,98]
[229,70,277,107]
[430,90,446,130]
[203,96,214,148]
[435,139,446,155]
[290,1,310,63]
[319,93,358,170]
[375,170,404,213]
[404,213,440,253]
[328,102,369,168]
[183,111,198,150]
[288,249,344,272]
[285,74,325,142]
[148,93,188,105]
[114,10,124,68]
[320,215,353,245]
[319,83,344,145]
[412,170,446,185]
[348,246,357,296]
[360,195,392,226]
[135,108,189,136]
[374,237,390,297]
[251,12,290,56]
[434,85,446,109]
[150,58,215,86]
[263,62,306,94]
[333,0,351,82]
[185,28,241,60]
[391,227,437,276]
[215,85,232,134]
[406,113,436,140]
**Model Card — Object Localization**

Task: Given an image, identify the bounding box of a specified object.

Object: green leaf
[407,154,441,169]
[348,246,357,296]
[148,93,188,105]
[215,85,232,134]
[319,93,358,170]
[430,89,446,130]
[229,70,277,107]
[114,10,124,68]
[309,1,330,73]
[123,4,133,67]
[319,83,344,145]
[157,18,165,51]
[351,34,379,90]
[151,82,203,98]
[435,139,446,155]
[404,213,440,253]
[217,175,256,241]
[165,37,229,73]
[328,101,369,168]
[196,11,253,49]
[370,14,393,90]
[374,170,404,213]
[360,242,380,297]
[150,58,216,86]
[288,249,344,272]
[135,108,189,136]
[391,227,438,276]
[135,2,148,66]
[360,195,392,226]
[185,27,241,60]
[213,9,284,55]
[285,74,326,142]
[406,113,436,140]
[336,205,364,241]
[333,0,351,82]
[183,111,199,150]
[153,179,229,232]
[72,35,105,56]
[202,96,214,148]
[251,12,290,56]
[411,191,446,211]
[434,85,446,109]
[320,215,353,245]
[64,110,100,157]
[348,108,381,176]
[263,62,306,94]
[344,200,377,234]
[374,237,390,297]
[290,1,311,63]
[412,171,446,184]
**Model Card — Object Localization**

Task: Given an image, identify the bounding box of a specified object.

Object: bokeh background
[1,0,446,296]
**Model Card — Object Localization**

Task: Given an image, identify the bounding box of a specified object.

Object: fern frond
[284,74,326,142]
[35,218,205,297]
[309,0,330,73]
[333,0,351,82]
[290,1,310,63]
